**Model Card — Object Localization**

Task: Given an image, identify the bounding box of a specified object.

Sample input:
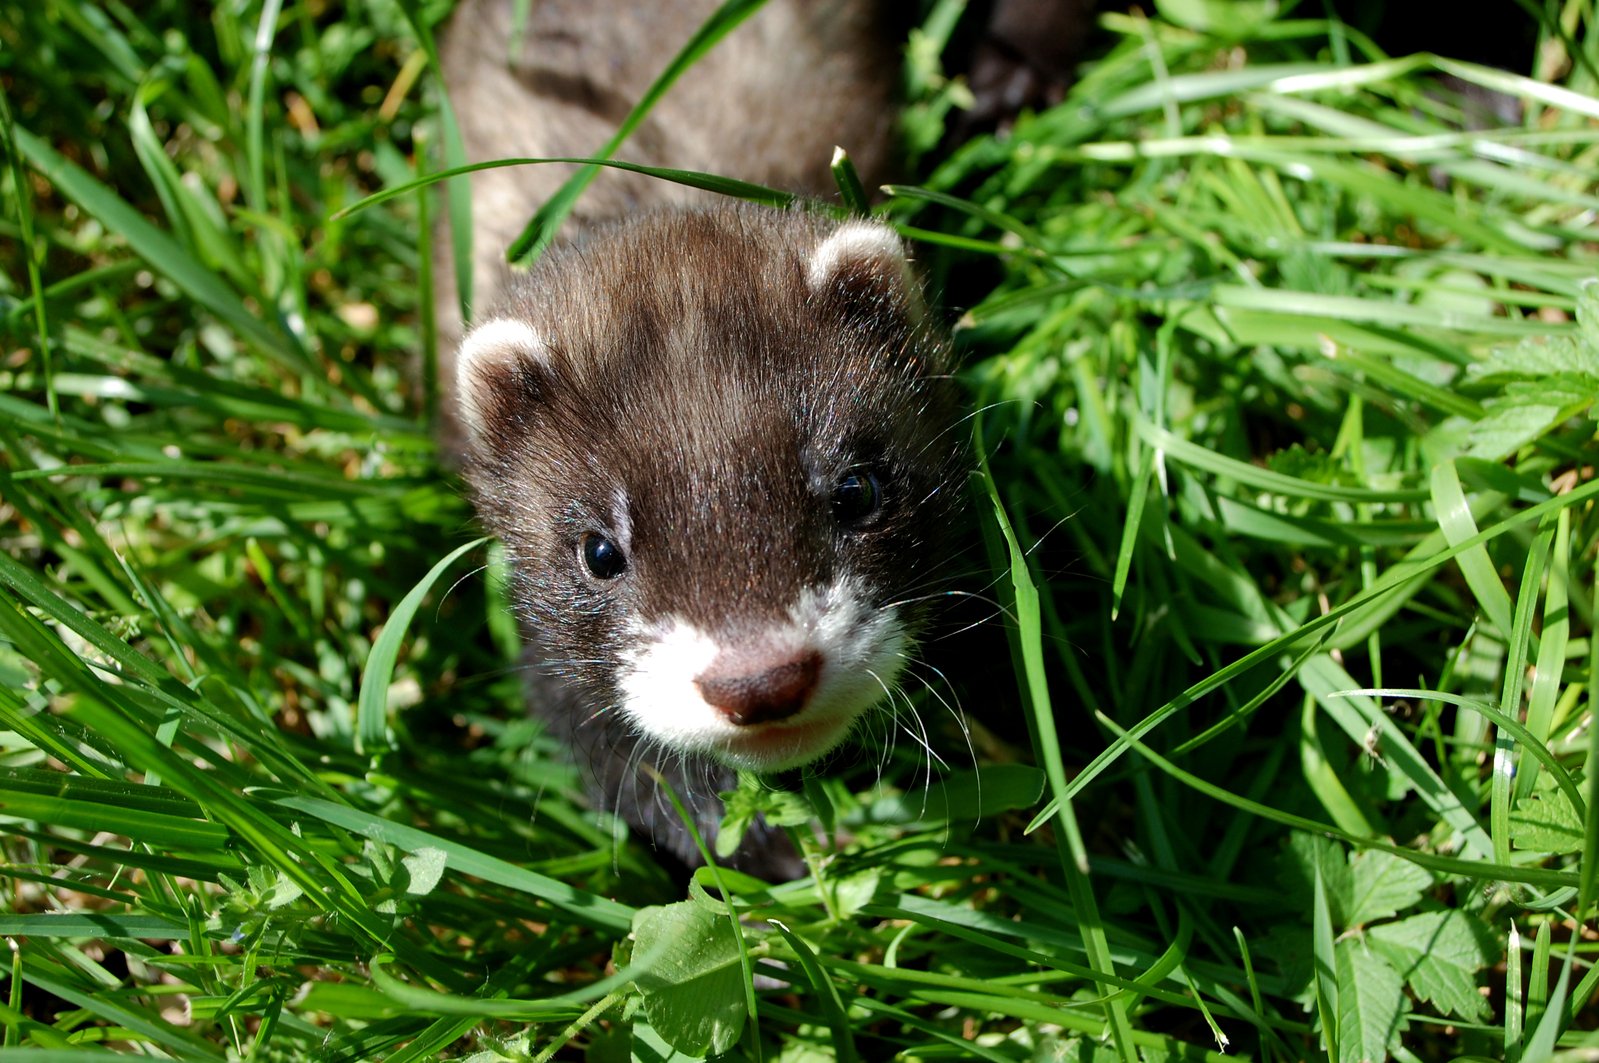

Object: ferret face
[456,207,963,772]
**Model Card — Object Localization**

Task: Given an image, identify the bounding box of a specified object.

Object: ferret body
[439,0,963,873]
[436,0,901,400]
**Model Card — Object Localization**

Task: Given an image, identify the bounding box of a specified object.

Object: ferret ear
[806,219,925,328]
[455,317,551,447]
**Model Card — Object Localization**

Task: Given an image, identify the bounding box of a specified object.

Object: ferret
[454,209,964,874]
[436,0,1036,875]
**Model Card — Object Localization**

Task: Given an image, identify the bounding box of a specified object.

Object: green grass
[1,0,1597,1059]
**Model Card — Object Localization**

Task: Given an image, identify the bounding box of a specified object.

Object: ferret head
[455,206,963,773]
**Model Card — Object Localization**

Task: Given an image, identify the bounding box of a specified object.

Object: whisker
[863,667,898,785]
[439,562,495,617]
[868,666,945,820]
[1023,508,1082,560]
[908,660,978,825]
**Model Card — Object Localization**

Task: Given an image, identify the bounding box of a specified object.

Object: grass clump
[1,0,1597,1060]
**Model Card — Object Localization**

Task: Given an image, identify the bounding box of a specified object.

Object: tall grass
[1,0,1596,1059]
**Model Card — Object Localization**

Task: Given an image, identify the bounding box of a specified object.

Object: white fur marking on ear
[806,220,912,295]
[455,317,546,437]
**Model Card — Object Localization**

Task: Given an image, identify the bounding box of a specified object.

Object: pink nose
[696,651,822,726]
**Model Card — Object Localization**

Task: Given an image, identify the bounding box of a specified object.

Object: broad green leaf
[400,846,448,896]
[1313,869,1340,1060]
[1469,334,1599,386]
[1463,401,1567,462]
[1367,910,1495,1022]
[631,901,747,1057]
[1335,936,1407,1063]
[828,868,882,920]
[1510,787,1585,854]
[631,1020,708,1063]
[1212,284,1552,334]
[1501,377,1599,408]
[1281,832,1354,928]
[1345,850,1433,927]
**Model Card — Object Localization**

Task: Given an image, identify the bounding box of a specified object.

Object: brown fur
[437,2,966,876]
[435,0,902,446]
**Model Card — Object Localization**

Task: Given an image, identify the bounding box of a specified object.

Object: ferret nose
[696,650,821,726]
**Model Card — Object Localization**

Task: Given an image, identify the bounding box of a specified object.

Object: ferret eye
[579,532,626,580]
[831,469,882,528]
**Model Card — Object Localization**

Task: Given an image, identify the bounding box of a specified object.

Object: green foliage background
[0,0,1596,1059]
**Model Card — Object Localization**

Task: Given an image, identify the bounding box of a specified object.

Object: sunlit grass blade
[505,0,773,265]
[10,127,310,377]
[356,536,487,756]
